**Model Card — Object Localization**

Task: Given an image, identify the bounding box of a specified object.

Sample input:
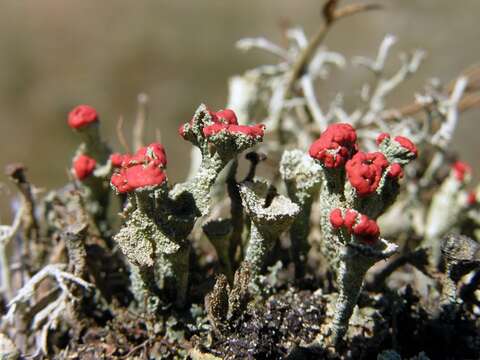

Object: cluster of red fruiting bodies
[329,208,380,245]
[178,108,265,139]
[309,124,417,197]
[110,144,168,194]
[68,105,265,194]
[72,154,96,181]
[68,105,476,242]
[309,123,419,245]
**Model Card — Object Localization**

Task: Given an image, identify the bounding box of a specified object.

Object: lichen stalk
[155,242,191,308]
[203,219,234,282]
[330,247,370,344]
[174,153,225,216]
[226,159,245,268]
[239,180,299,279]
[130,263,161,313]
[77,124,111,164]
[280,150,323,277]
[244,223,272,275]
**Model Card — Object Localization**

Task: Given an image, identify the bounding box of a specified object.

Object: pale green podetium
[280,149,322,278]
[239,180,299,280]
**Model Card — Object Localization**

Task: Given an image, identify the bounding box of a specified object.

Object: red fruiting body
[68,105,99,129]
[110,143,167,194]
[328,208,380,244]
[343,209,358,230]
[346,151,389,196]
[179,108,243,140]
[309,123,357,168]
[352,214,380,244]
[110,153,124,167]
[117,143,167,169]
[467,191,477,206]
[111,163,166,194]
[387,163,404,178]
[132,143,167,167]
[393,136,418,157]
[202,123,228,137]
[203,123,265,138]
[215,109,238,125]
[376,132,390,145]
[330,208,344,228]
[452,161,472,182]
[178,124,186,138]
[73,154,96,180]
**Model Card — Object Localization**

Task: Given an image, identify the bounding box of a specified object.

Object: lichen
[3,5,480,358]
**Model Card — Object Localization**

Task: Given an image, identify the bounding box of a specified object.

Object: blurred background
[0,0,479,218]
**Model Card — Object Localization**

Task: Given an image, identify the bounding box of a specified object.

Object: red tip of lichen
[215,109,238,125]
[202,123,226,137]
[467,191,476,205]
[309,123,357,168]
[344,209,358,229]
[110,143,167,193]
[376,132,390,145]
[68,105,99,129]
[329,208,380,244]
[452,161,472,182]
[394,136,418,157]
[203,123,265,138]
[352,214,380,244]
[111,163,167,194]
[346,151,389,196]
[179,108,246,140]
[110,153,124,167]
[178,124,186,138]
[134,143,167,167]
[329,208,344,228]
[73,154,96,180]
[387,163,404,179]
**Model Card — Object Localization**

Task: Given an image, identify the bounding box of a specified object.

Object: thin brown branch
[132,93,149,151]
[381,92,480,121]
[381,64,480,121]
[286,1,381,94]
[116,115,131,154]
[276,1,381,143]
[447,64,480,93]
[458,92,480,111]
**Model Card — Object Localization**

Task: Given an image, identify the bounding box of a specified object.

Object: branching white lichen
[431,76,468,147]
[4,264,92,355]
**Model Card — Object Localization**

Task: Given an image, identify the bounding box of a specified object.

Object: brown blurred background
[0,0,479,218]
